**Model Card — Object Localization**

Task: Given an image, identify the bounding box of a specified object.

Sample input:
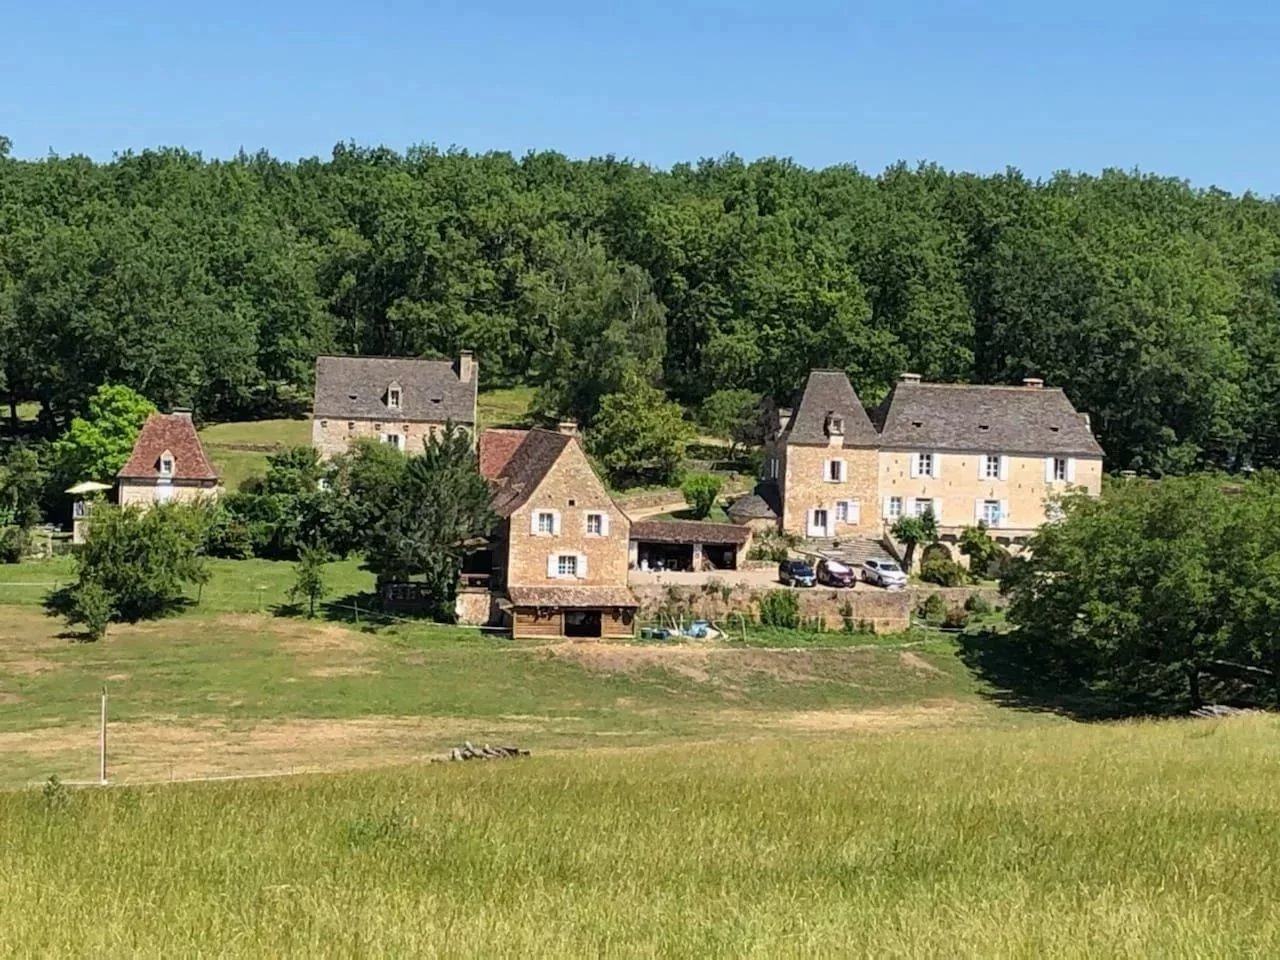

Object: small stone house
[311,353,477,458]
[480,426,637,639]
[117,411,221,508]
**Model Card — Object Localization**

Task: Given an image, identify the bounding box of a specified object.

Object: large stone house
[479,426,637,639]
[117,411,221,508]
[311,352,477,458]
[761,370,1104,545]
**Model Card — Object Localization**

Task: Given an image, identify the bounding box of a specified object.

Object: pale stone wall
[311,417,466,459]
[455,589,503,626]
[118,481,221,509]
[877,451,1103,531]
[779,443,880,538]
[631,583,911,633]
[506,441,631,587]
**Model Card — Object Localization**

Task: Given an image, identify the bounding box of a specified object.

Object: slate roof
[312,355,475,424]
[782,370,879,447]
[727,482,781,521]
[118,413,219,482]
[876,382,1104,456]
[506,585,638,609]
[479,428,528,480]
[630,520,750,546]
[488,429,574,517]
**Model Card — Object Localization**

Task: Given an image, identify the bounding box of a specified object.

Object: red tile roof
[506,585,638,609]
[117,413,219,482]
[479,428,529,480]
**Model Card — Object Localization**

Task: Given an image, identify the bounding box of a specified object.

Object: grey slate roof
[727,482,781,521]
[313,356,475,423]
[782,371,879,447]
[876,382,1104,456]
[488,429,575,517]
[630,520,751,546]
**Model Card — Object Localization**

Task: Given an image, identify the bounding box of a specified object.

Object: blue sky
[3,1,1279,193]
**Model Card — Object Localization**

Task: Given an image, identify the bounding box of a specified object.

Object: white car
[862,558,907,589]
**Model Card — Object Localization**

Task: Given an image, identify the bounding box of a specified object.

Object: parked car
[817,558,856,588]
[862,558,908,589]
[778,559,817,587]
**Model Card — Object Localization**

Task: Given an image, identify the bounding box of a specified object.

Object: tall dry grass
[4,716,1279,957]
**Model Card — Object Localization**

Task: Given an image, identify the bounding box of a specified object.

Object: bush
[680,472,723,520]
[942,606,970,630]
[748,530,795,563]
[963,592,993,615]
[839,600,857,634]
[918,592,947,625]
[919,556,968,587]
[758,589,800,629]
[70,580,113,641]
[0,525,29,563]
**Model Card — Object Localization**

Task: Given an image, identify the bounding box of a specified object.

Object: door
[807,508,830,538]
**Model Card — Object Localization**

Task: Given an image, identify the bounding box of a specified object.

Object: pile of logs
[436,742,529,762]
[1191,704,1259,719]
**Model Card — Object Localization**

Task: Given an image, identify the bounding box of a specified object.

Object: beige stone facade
[118,480,221,508]
[877,450,1103,532]
[504,441,631,589]
[770,443,880,539]
[311,417,459,460]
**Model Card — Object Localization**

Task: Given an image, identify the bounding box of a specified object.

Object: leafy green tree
[69,580,113,641]
[698,389,761,457]
[364,424,495,621]
[889,510,938,572]
[289,543,329,618]
[681,472,723,520]
[68,503,209,625]
[957,524,1006,581]
[587,376,694,487]
[50,385,155,486]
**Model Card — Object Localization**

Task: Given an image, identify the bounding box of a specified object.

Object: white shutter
[849,499,861,525]
[530,512,541,535]
[999,456,1009,480]
[906,497,917,517]
[883,496,893,519]
[932,500,942,524]
[1066,458,1077,483]
[551,511,561,535]
[909,455,920,479]
[999,500,1009,529]
[822,459,831,481]
[975,498,985,524]
[930,455,940,479]
[1044,457,1055,483]
[976,457,986,480]
[600,513,610,537]
[546,555,558,578]
[578,553,588,579]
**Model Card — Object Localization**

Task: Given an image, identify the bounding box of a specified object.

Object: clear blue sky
[4,1,1279,194]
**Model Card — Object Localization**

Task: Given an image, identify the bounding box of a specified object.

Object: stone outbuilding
[117,411,221,509]
[629,519,750,572]
[726,481,781,533]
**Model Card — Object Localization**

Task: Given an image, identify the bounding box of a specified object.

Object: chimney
[457,350,476,384]
[1080,411,1091,431]
[556,421,579,437]
[899,372,922,384]
[1022,377,1044,389]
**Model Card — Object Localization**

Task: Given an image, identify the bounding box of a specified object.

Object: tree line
[4,138,1280,473]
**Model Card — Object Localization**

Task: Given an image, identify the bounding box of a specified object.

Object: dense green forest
[2,136,1279,474]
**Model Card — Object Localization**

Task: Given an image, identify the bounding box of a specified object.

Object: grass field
[4,715,1278,956]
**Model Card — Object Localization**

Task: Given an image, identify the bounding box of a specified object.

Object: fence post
[99,687,108,786]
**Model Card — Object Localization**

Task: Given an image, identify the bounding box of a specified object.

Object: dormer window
[824,412,845,437]
[386,382,402,410]
[158,449,175,478]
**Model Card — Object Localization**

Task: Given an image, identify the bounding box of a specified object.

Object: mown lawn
[4,715,1279,956]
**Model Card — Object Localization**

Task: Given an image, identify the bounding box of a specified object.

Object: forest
[2,135,1280,475]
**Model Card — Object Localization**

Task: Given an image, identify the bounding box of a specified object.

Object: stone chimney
[899,372,922,384]
[1022,377,1044,389]
[1080,411,1091,431]
[457,350,476,384]
[556,421,579,437]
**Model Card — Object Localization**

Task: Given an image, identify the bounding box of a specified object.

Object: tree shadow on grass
[955,628,1136,721]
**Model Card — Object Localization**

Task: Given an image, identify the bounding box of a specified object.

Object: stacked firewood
[436,742,529,762]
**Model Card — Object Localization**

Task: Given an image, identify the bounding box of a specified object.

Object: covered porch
[629,520,750,573]
[506,585,638,640]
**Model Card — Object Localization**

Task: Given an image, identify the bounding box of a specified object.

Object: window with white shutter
[982,454,1000,480]
[824,459,846,482]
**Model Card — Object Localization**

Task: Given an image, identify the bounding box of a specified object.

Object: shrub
[839,599,856,633]
[0,525,29,563]
[919,557,968,587]
[919,592,947,625]
[748,530,795,563]
[942,606,970,630]
[681,472,723,520]
[758,589,800,629]
[70,580,113,641]
[964,592,993,615]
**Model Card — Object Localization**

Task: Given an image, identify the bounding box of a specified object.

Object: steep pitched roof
[118,413,219,482]
[876,382,1104,456]
[312,355,475,423]
[630,520,750,546]
[782,370,879,447]
[488,429,575,517]
[479,428,529,481]
[727,482,781,521]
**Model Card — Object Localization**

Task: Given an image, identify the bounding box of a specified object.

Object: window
[382,433,403,450]
[914,497,934,518]
[586,513,604,536]
[981,499,1002,527]
[1053,457,1068,482]
[826,459,846,482]
[984,454,1001,479]
[159,457,174,477]
[836,501,848,522]
[556,554,578,578]
[536,512,556,535]
[388,388,401,409]
[887,496,903,520]
[914,452,935,478]
[769,458,779,480]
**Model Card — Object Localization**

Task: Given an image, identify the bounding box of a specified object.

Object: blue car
[778,559,817,588]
